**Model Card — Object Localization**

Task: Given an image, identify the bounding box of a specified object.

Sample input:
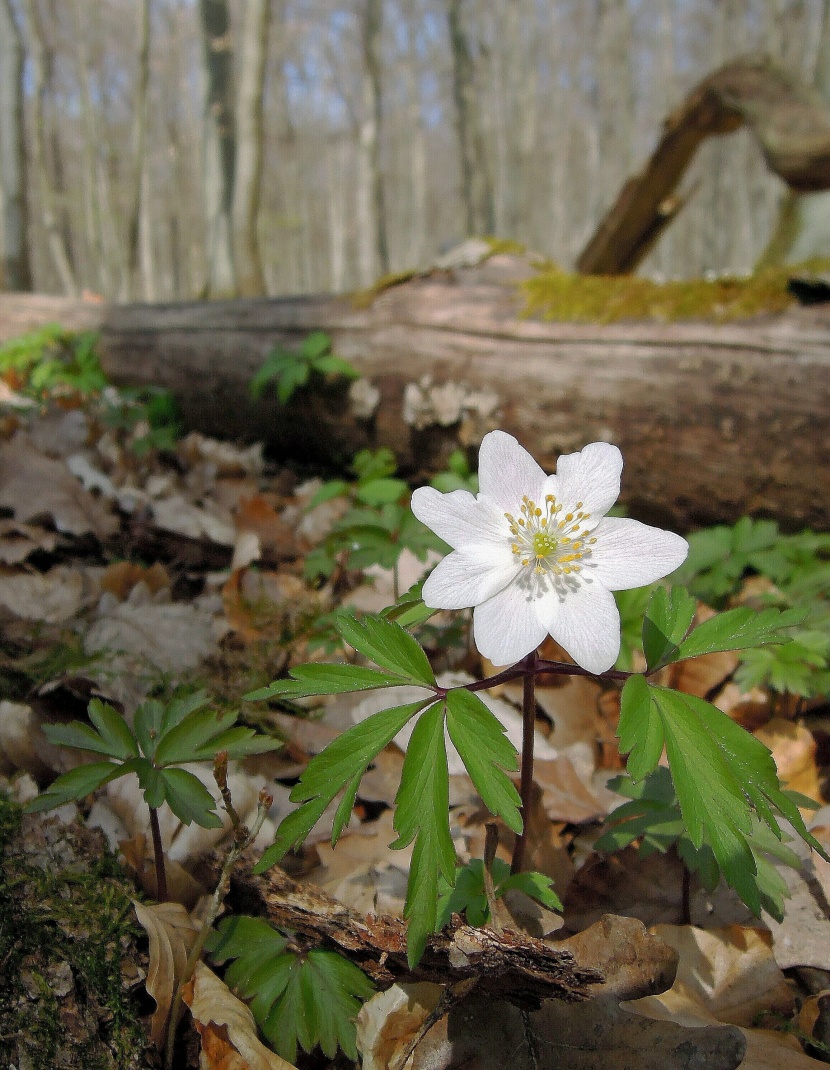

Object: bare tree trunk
[198,0,237,296]
[23,0,77,296]
[70,0,117,294]
[356,0,388,285]
[125,0,152,299]
[233,0,270,296]
[403,12,427,267]
[447,0,494,237]
[760,0,830,266]
[595,0,634,215]
[0,0,31,291]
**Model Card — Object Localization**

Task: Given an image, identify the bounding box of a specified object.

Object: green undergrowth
[0,794,150,1070]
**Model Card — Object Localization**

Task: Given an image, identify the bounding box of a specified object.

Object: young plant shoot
[249,431,827,965]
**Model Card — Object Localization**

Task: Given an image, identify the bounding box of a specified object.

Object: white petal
[477,431,548,511]
[555,442,622,519]
[548,583,621,674]
[422,548,520,610]
[473,579,549,666]
[587,517,689,591]
[411,486,507,550]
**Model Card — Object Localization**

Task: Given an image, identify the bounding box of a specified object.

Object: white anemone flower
[411,431,689,674]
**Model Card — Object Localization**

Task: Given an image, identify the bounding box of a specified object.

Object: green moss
[482,236,528,256]
[351,269,419,308]
[520,265,802,323]
[0,797,150,1070]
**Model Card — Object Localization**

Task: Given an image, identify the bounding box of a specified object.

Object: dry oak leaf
[0,564,96,623]
[630,925,824,1069]
[0,436,117,539]
[633,925,793,1027]
[403,991,746,1070]
[133,899,200,1048]
[183,960,297,1070]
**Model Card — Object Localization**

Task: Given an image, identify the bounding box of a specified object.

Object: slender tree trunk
[596,0,634,216]
[447,0,494,237]
[0,0,31,291]
[198,0,237,296]
[233,0,270,296]
[125,0,152,299]
[403,13,427,267]
[23,0,77,295]
[356,0,388,285]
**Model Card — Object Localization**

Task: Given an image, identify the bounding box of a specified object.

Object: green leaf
[675,606,805,663]
[193,726,281,761]
[355,477,408,506]
[159,690,212,735]
[245,663,422,702]
[277,361,309,405]
[617,675,664,782]
[445,688,521,834]
[618,681,829,913]
[642,586,697,670]
[391,701,455,966]
[133,700,165,759]
[210,915,374,1063]
[300,330,331,360]
[134,758,166,810]
[87,699,139,758]
[24,761,124,812]
[499,870,563,912]
[336,614,435,686]
[153,707,238,765]
[256,700,430,869]
[161,767,222,827]
[41,720,126,760]
[306,479,350,509]
[312,354,360,379]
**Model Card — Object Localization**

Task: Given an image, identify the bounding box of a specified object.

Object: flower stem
[149,806,168,903]
[511,652,537,875]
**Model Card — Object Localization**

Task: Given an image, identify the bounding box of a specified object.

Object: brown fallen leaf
[630,925,824,1069]
[0,435,117,539]
[133,899,200,1048]
[100,560,170,600]
[0,518,57,564]
[0,564,96,623]
[182,961,297,1070]
[754,719,822,803]
[638,925,793,1027]
[405,992,746,1070]
[556,915,678,1001]
[356,982,443,1070]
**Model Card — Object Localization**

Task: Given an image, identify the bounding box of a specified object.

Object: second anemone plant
[248,431,827,964]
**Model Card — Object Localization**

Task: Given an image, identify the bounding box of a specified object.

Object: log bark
[1,260,829,531]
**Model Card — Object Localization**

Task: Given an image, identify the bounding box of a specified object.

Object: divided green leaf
[245,663,422,702]
[255,700,430,871]
[207,915,374,1063]
[675,606,805,662]
[391,700,456,966]
[642,586,697,670]
[445,688,522,834]
[336,614,436,686]
[617,676,828,914]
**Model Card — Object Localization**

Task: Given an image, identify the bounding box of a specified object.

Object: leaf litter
[1,391,830,1068]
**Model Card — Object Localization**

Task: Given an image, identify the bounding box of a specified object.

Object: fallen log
[1,259,829,531]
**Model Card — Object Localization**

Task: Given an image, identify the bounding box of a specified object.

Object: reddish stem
[149,806,168,903]
[511,652,537,874]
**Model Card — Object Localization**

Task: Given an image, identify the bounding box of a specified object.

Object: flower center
[505,494,597,576]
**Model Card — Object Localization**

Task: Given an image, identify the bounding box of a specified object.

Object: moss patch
[0,796,154,1070]
[520,264,803,323]
[351,269,419,308]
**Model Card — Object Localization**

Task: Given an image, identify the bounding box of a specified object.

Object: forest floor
[2,371,830,1070]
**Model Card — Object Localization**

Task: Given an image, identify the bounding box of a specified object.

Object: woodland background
[3,0,830,304]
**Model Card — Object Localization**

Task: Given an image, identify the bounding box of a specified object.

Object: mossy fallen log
[1,258,829,531]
